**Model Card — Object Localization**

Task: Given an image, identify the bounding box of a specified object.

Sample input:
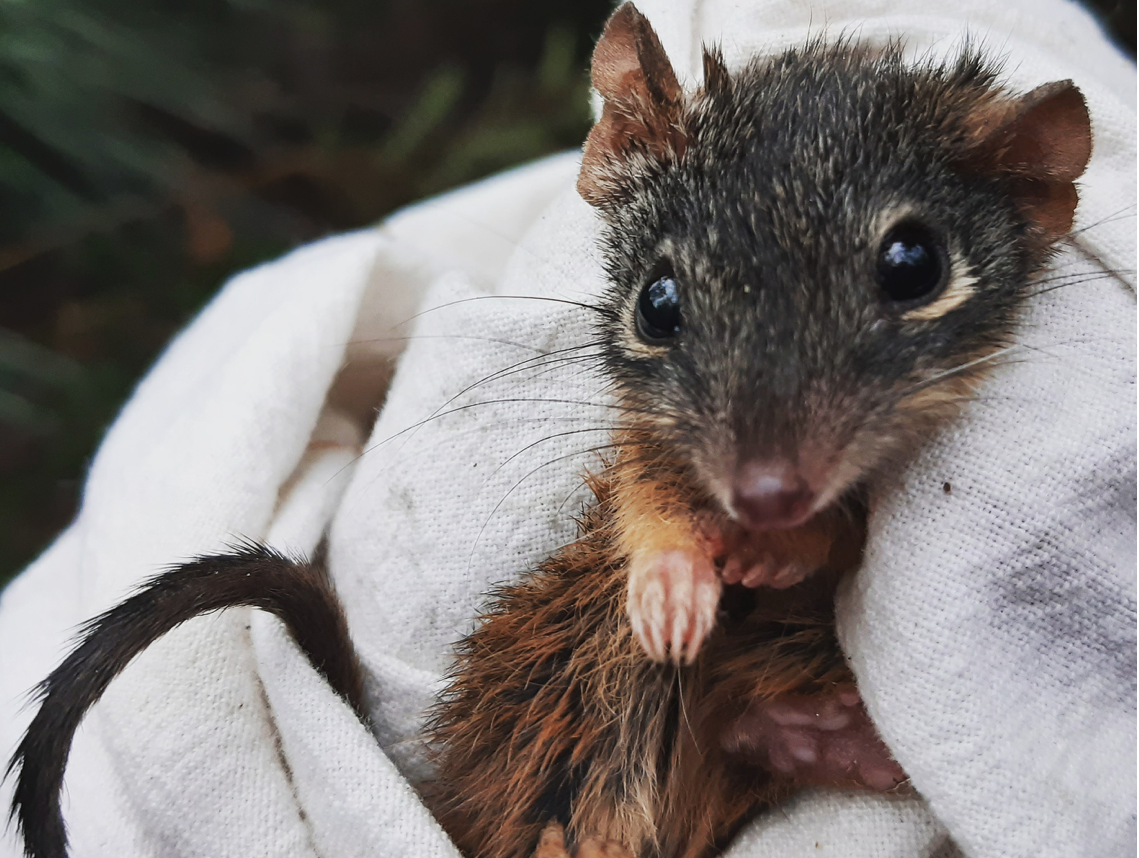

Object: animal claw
[530,822,634,858]
[627,548,720,663]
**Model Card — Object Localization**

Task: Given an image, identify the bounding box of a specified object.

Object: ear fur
[578,3,686,208]
[701,45,731,97]
[962,80,1092,243]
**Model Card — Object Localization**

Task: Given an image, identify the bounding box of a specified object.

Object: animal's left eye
[635,276,681,344]
[877,222,946,303]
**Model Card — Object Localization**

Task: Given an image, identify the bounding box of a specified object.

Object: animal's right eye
[876,222,946,304]
[635,276,681,344]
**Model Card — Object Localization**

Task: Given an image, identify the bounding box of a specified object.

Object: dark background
[0,0,1132,586]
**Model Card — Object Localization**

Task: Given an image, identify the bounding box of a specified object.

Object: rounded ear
[578,3,685,209]
[961,81,1093,243]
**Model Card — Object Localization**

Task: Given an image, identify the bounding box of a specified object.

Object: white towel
[0,1,1133,856]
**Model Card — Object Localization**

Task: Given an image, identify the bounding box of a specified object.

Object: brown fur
[957,80,1092,243]
[579,4,687,207]
[424,7,1095,855]
[7,8,1096,858]
[424,471,859,858]
[607,426,723,578]
[608,423,853,583]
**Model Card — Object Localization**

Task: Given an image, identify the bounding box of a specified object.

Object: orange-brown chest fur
[423,467,861,858]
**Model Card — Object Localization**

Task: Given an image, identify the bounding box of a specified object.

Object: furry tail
[5,543,365,858]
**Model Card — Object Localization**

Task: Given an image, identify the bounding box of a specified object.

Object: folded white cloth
[0,1,1133,857]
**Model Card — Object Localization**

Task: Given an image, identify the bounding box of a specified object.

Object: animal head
[583,3,1092,529]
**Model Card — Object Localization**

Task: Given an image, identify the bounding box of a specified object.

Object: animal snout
[730,460,815,530]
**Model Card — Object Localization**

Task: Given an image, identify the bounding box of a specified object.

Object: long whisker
[466,440,642,571]
[1027,269,1135,299]
[490,425,653,477]
[902,343,1026,395]
[1030,267,1126,286]
[900,331,1111,401]
[1067,204,1137,239]
[398,294,601,327]
[330,411,632,490]
[521,355,608,384]
[400,203,612,308]
[358,342,606,470]
[345,333,551,354]
[413,351,608,434]
[1005,338,1124,384]
[490,428,612,477]
[380,419,627,468]
[443,343,605,403]
[457,348,606,394]
[364,397,652,456]
[399,342,606,446]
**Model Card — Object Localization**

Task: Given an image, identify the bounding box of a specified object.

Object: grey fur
[593,42,1049,511]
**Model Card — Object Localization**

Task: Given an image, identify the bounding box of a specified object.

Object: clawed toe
[628,548,721,664]
[576,834,635,858]
[531,823,634,858]
[735,557,810,589]
[533,822,571,858]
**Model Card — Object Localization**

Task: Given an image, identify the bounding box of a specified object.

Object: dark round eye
[635,276,681,343]
[877,223,945,303]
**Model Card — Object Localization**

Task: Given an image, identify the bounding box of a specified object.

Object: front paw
[720,552,812,589]
[627,548,721,664]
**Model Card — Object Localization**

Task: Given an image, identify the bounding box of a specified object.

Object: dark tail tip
[5,543,366,858]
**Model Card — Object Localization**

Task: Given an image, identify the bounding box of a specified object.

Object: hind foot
[533,822,634,858]
[722,684,906,791]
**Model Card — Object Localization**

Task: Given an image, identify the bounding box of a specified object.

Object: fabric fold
[0,3,1133,856]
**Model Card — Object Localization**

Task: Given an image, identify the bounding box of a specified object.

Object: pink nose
[731,460,815,530]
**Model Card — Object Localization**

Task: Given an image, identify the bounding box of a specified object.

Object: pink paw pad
[721,685,906,791]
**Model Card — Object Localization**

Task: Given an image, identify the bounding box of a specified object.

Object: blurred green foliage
[0,0,611,584]
[0,0,1131,587]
